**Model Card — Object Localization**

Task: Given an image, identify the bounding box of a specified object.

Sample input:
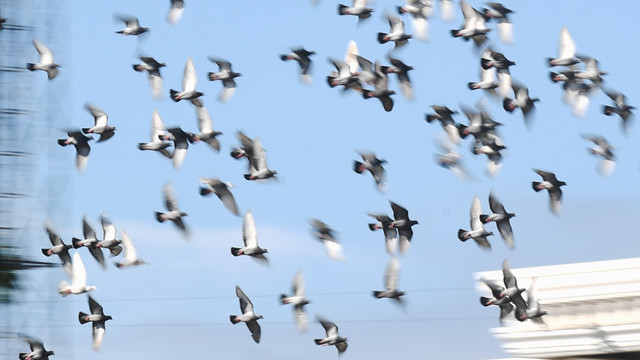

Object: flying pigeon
[208,58,241,103]
[353,151,387,192]
[372,257,405,305]
[138,109,172,159]
[385,57,414,100]
[115,230,148,268]
[458,196,493,250]
[326,57,362,92]
[362,61,396,112]
[71,215,106,270]
[377,13,412,49]
[526,277,547,323]
[581,134,616,176]
[478,278,513,324]
[96,214,122,257]
[482,2,514,44]
[314,316,348,354]
[115,15,149,36]
[280,270,311,332]
[192,106,222,152]
[337,0,373,23]
[243,137,278,181]
[426,105,460,145]
[132,56,165,99]
[434,138,472,181]
[163,127,198,170]
[602,89,634,134]
[501,259,527,321]
[167,0,184,25]
[531,168,566,215]
[547,27,580,67]
[280,48,315,84]
[58,130,93,173]
[18,335,55,360]
[231,210,269,264]
[367,213,398,255]
[78,295,113,350]
[307,219,345,261]
[199,177,240,216]
[27,39,60,80]
[58,252,97,297]
[170,57,203,106]
[388,201,419,255]
[230,285,263,343]
[479,190,515,249]
[503,82,539,128]
[450,0,490,47]
[41,221,72,276]
[397,0,432,42]
[82,103,115,142]
[156,182,189,237]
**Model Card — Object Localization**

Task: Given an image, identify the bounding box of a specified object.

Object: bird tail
[169,89,180,102]
[155,212,166,223]
[546,57,554,67]
[603,105,615,116]
[243,174,253,180]
[41,248,52,256]
[280,294,287,305]
[450,29,460,37]
[368,223,380,231]
[132,64,143,72]
[531,181,542,192]
[372,290,384,298]
[230,247,242,256]
[361,89,373,99]
[457,229,469,242]
[19,353,28,360]
[78,312,90,324]
[71,237,83,249]
[109,245,123,257]
[425,114,438,123]
[457,124,469,139]
[549,72,561,83]
[229,315,239,324]
[230,148,245,159]
[479,214,490,223]
[480,296,495,307]
[503,98,516,113]
[81,127,91,134]
[26,63,36,71]
[377,32,389,44]
[279,55,289,61]
[57,139,69,147]
[337,4,348,15]
[480,58,493,70]
[314,339,325,345]
[199,186,212,196]
[353,161,366,174]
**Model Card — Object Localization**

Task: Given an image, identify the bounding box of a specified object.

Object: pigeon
[337,0,373,23]
[163,127,197,169]
[115,15,149,36]
[307,219,345,261]
[280,270,311,332]
[581,134,616,176]
[480,49,515,72]
[78,295,113,350]
[575,55,606,85]
[388,201,419,254]
[193,106,222,152]
[170,57,203,106]
[372,257,405,305]
[531,169,566,215]
[362,61,396,112]
[377,13,412,49]
[115,230,148,268]
[468,62,499,95]
[208,58,241,103]
[603,89,634,134]
[354,55,379,87]
[450,0,490,47]
[27,39,60,80]
[96,214,122,257]
[478,278,513,324]
[547,27,580,67]
[482,2,514,44]
[58,130,93,173]
[326,57,362,92]
[138,109,172,159]
[243,137,277,181]
[231,210,269,264]
[230,285,263,343]
[354,151,387,192]
[71,216,106,270]
[367,213,398,255]
[397,0,432,41]
[155,182,189,237]
[434,138,472,181]
[230,131,255,160]
[458,196,493,250]
[18,335,55,360]
[82,104,115,142]
[385,57,414,100]
[426,105,460,145]
[479,190,515,249]
[167,0,184,25]
[501,259,527,321]
[438,0,455,22]
[132,56,165,99]
[58,252,97,297]
[526,277,547,323]
[199,177,240,216]
[41,221,72,276]
[280,48,315,84]
[314,316,348,354]
[503,82,539,127]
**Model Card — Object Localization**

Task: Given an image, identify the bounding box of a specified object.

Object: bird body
[58,130,93,173]
[138,109,172,159]
[170,57,203,105]
[479,190,515,249]
[115,230,148,268]
[42,221,72,276]
[372,257,405,305]
[82,104,115,142]
[58,253,97,297]
[156,182,189,236]
[199,177,239,216]
[378,13,412,48]
[115,15,149,35]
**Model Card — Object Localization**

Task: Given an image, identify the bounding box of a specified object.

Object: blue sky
[4,1,640,359]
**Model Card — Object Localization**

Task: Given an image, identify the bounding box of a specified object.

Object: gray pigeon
[479,190,515,249]
[78,295,113,350]
[230,285,263,343]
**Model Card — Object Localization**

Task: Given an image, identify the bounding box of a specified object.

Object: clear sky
[4,1,640,360]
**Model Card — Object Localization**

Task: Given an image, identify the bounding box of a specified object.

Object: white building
[474,257,640,360]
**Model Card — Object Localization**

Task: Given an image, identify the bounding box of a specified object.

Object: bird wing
[488,190,506,214]
[236,285,254,314]
[246,320,261,343]
[71,252,88,288]
[470,196,483,230]
[251,137,269,172]
[213,182,239,216]
[322,239,345,261]
[294,304,308,332]
[82,216,97,241]
[182,57,197,92]
[344,40,359,74]
[88,295,105,315]
[502,259,518,289]
[150,109,166,142]
[384,257,400,291]
[196,105,213,133]
[292,270,305,297]
[101,215,116,241]
[33,39,53,64]
[163,182,179,211]
[242,210,258,248]
[121,229,137,261]
[92,322,106,350]
[85,104,108,127]
[390,201,409,221]
[558,27,576,59]
[480,278,504,298]
[318,317,338,337]
[45,221,63,246]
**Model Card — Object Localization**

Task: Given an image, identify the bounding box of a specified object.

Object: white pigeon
[58,253,97,297]
[138,109,172,159]
[377,13,412,49]
[280,270,311,332]
[170,57,203,106]
[27,39,60,80]
[97,214,123,257]
[115,230,148,268]
[230,285,263,343]
[231,210,269,264]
